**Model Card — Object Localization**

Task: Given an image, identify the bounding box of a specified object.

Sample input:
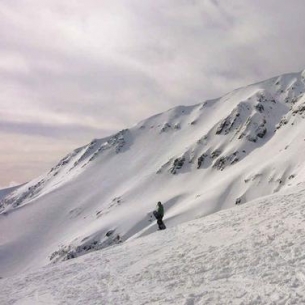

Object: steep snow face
[3,184,305,304]
[1,70,305,277]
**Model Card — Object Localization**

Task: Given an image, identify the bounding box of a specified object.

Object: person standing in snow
[153,201,166,230]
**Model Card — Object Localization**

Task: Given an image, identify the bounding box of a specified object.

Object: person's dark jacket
[157,203,164,218]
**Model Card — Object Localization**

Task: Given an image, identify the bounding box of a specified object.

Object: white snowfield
[3,70,305,304]
[2,184,305,305]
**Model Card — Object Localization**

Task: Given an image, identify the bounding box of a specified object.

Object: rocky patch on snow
[160,123,172,133]
[158,148,242,174]
[72,139,100,168]
[86,129,132,164]
[212,151,239,171]
[49,231,122,263]
[170,156,186,174]
[197,153,208,169]
[216,109,241,135]
[49,149,81,175]
[0,178,46,213]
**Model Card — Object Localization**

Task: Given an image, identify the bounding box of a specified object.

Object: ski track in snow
[2,186,305,304]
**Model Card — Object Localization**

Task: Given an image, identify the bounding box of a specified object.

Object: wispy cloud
[1,0,305,185]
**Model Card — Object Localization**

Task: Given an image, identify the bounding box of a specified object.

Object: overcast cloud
[1,0,305,186]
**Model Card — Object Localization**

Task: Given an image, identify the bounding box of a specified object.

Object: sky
[1,0,305,187]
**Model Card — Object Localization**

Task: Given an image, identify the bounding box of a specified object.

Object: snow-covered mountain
[0,185,20,201]
[2,70,305,278]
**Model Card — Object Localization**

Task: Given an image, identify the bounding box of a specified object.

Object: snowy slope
[0,185,20,201]
[2,184,305,304]
[2,70,305,277]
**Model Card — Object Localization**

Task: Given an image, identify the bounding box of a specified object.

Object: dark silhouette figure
[153,201,166,230]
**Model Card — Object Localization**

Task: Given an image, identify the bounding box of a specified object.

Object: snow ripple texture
[2,185,305,304]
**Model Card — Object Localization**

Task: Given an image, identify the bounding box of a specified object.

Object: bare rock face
[216,111,240,135]
[255,103,264,113]
[170,157,186,174]
[197,153,208,169]
[213,152,239,171]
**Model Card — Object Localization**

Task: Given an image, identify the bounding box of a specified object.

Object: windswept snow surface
[2,184,305,304]
[2,70,305,278]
